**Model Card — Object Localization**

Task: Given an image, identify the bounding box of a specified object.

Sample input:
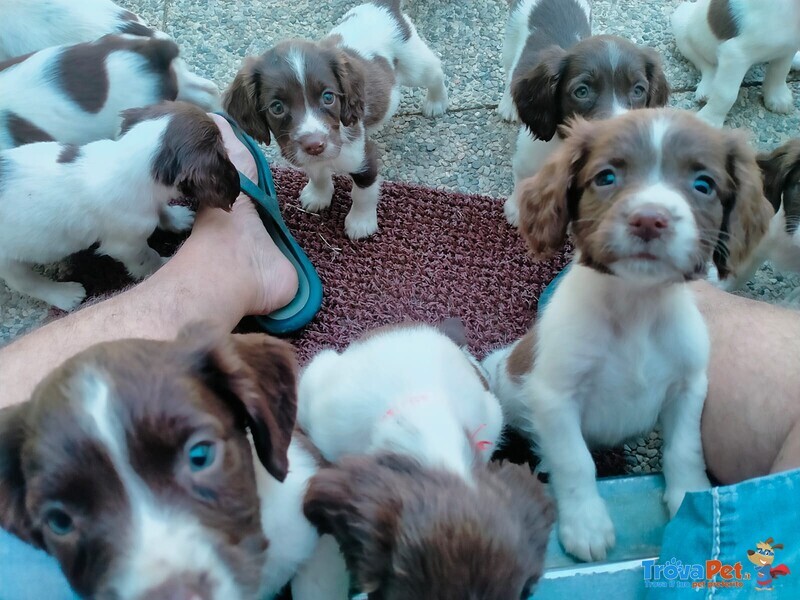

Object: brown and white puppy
[0,34,220,150]
[483,109,771,562]
[500,0,669,225]
[0,325,348,600]
[298,322,554,598]
[713,139,800,291]
[224,1,448,240]
[0,101,239,311]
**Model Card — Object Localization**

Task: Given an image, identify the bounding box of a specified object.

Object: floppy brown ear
[713,134,773,278]
[758,146,790,213]
[224,56,272,144]
[643,48,670,107]
[179,324,298,482]
[518,118,592,257]
[0,403,41,548]
[329,49,365,127]
[304,455,406,593]
[176,130,240,210]
[512,45,566,142]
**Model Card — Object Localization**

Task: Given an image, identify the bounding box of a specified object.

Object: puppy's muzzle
[627,204,670,242]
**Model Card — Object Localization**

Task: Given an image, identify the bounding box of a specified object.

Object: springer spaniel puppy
[0,102,239,311]
[224,1,449,240]
[714,139,800,291]
[0,34,220,150]
[482,109,772,563]
[672,0,800,128]
[0,325,348,600]
[298,322,555,598]
[500,0,669,226]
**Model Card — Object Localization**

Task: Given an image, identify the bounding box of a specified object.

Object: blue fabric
[536,263,571,315]
[0,529,77,599]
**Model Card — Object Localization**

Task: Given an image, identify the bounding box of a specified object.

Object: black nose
[628,207,670,242]
[299,134,327,156]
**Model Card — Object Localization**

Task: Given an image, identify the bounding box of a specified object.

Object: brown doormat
[57,167,625,476]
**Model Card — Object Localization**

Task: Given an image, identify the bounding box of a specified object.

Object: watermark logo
[642,557,749,589]
[746,537,791,591]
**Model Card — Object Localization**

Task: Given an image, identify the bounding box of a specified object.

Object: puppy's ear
[0,403,41,548]
[642,48,670,107]
[304,455,408,593]
[175,121,241,210]
[179,324,298,481]
[518,118,592,257]
[512,45,567,142]
[758,143,795,212]
[224,56,272,144]
[714,133,774,278]
[329,50,365,127]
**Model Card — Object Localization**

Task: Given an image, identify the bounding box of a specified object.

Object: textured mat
[56,167,625,476]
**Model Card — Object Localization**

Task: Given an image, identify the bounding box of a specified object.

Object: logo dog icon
[747,538,791,591]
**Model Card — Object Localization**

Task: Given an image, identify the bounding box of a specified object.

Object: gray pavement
[2,0,800,344]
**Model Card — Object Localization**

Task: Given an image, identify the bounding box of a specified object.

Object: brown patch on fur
[294,427,329,467]
[507,328,536,382]
[116,9,155,37]
[304,453,554,598]
[0,52,34,72]
[0,323,297,596]
[119,101,240,210]
[56,35,179,114]
[6,113,53,146]
[56,144,81,164]
[370,0,411,41]
[758,140,800,234]
[708,0,739,40]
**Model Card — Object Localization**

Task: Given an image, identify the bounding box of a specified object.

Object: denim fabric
[0,529,77,599]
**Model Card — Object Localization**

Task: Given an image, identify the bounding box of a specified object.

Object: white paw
[49,282,87,311]
[160,205,195,233]
[126,251,167,280]
[694,78,713,103]
[503,195,520,227]
[696,106,726,128]
[664,476,710,518]
[497,93,519,122]
[344,211,378,240]
[764,85,794,114]
[300,182,333,213]
[558,498,616,562]
[422,92,448,118]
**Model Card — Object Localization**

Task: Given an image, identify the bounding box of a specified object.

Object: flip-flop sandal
[216,112,323,335]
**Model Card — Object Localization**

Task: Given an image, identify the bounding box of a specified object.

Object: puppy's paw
[126,249,167,280]
[664,476,711,518]
[160,205,195,233]
[422,90,448,118]
[503,195,520,227]
[694,77,713,103]
[764,84,794,114]
[49,282,87,311]
[300,181,333,213]
[497,93,519,122]
[344,211,378,240]
[695,106,726,129]
[558,498,615,562]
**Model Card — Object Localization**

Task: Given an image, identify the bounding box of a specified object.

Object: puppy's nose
[299,134,327,156]
[143,577,210,600]
[628,207,670,242]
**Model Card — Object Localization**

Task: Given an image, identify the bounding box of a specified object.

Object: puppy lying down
[299,322,555,598]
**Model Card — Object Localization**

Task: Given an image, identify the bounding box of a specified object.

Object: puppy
[0,35,220,150]
[0,101,239,311]
[482,109,771,562]
[501,0,669,226]
[715,139,800,291]
[298,322,555,597]
[224,1,448,240]
[672,0,800,128]
[0,325,348,600]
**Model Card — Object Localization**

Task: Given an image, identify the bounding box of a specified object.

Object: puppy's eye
[693,175,715,195]
[632,84,647,99]
[594,169,617,187]
[322,90,335,105]
[573,85,590,99]
[188,441,217,472]
[268,101,285,117]
[45,507,74,536]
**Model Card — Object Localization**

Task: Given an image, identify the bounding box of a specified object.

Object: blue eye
[322,90,335,105]
[594,169,616,187]
[45,508,74,536]
[188,441,217,472]
[269,101,285,117]
[574,85,590,99]
[632,84,646,99]
[693,175,715,195]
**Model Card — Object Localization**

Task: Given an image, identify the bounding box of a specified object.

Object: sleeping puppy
[0,102,239,311]
[672,0,800,128]
[298,322,555,598]
[501,0,669,226]
[714,139,800,291]
[0,35,220,150]
[0,325,348,600]
[483,109,772,562]
[224,0,448,240]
